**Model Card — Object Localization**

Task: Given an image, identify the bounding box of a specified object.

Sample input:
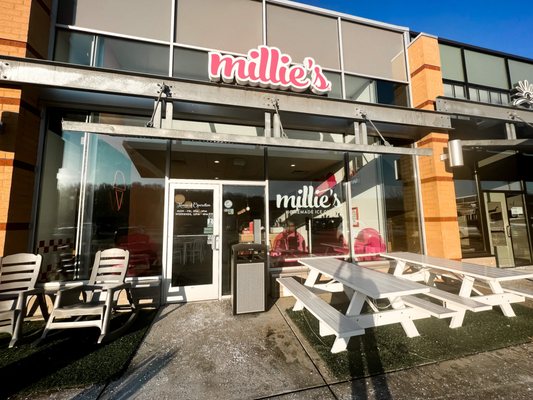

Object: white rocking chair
[0,253,43,348]
[39,248,137,344]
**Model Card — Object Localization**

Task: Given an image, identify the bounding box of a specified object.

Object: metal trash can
[231,243,267,315]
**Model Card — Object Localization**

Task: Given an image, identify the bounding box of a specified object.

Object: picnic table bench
[278,258,457,353]
[380,252,533,328]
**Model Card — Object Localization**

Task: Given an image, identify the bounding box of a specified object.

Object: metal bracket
[147,83,173,128]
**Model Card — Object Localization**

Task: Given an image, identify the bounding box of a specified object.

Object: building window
[95,36,169,76]
[376,80,409,106]
[54,30,93,66]
[464,50,509,90]
[36,112,167,280]
[79,135,167,278]
[267,4,341,70]
[454,179,487,256]
[267,148,348,267]
[170,141,265,181]
[342,21,407,82]
[176,0,262,54]
[173,47,209,81]
[323,71,343,99]
[509,60,533,86]
[345,75,376,102]
[468,87,510,105]
[57,0,172,42]
[381,155,422,253]
[443,82,466,99]
[35,113,87,281]
[439,44,465,82]
[349,153,386,260]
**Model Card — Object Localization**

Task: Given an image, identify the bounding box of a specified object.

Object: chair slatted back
[89,249,129,286]
[0,253,42,294]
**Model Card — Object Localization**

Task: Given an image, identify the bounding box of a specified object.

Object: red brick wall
[0,0,51,255]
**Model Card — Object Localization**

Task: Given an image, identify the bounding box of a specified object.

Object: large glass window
[54,30,93,66]
[381,155,421,253]
[455,179,486,255]
[171,141,265,181]
[35,113,87,281]
[376,80,409,107]
[80,136,166,278]
[95,36,169,76]
[464,50,509,90]
[267,148,348,267]
[439,44,465,82]
[323,71,343,99]
[345,75,376,103]
[267,4,341,70]
[342,21,407,82]
[509,60,533,86]
[176,0,262,54]
[57,0,172,42]
[349,154,386,260]
[173,47,209,81]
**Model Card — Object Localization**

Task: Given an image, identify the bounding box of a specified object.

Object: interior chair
[0,253,43,348]
[39,248,137,344]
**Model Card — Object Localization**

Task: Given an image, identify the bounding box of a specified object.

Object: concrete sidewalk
[45,296,533,400]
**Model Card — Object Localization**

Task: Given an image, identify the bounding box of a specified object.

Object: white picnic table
[281,258,455,353]
[381,252,533,328]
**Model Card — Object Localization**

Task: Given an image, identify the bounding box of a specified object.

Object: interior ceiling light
[290,164,296,167]
[214,160,220,164]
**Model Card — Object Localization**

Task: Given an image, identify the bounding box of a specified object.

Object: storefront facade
[0,0,531,303]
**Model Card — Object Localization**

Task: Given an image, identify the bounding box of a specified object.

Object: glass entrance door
[166,183,220,302]
[484,192,532,267]
[506,193,532,266]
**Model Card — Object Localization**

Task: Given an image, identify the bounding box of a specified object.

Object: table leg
[331,337,350,354]
[489,280,516,317]
[425,272,437,286]
[294,269,321,311]
[346,291,366,316]
[304,269,320,287]
[330,291,367,353]
[392,260,406,276]
[458,276,475,297]
[389,296,420,337]
[449,276,476,328]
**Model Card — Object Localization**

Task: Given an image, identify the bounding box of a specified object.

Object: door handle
[212,235,220,251]
[506,225,511,237]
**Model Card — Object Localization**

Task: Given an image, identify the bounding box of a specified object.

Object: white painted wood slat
[299,258,430,299]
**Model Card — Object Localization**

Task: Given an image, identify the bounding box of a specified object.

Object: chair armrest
[0,288,43,310]
[55,285,91,307]
[100,282,131,292]
[0,292,19,301]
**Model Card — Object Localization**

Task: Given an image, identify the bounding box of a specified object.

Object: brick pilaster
[408,34,461,259]
[0,0,51,255]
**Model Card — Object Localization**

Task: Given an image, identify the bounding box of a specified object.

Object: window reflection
[80,136,166,278]
[381,155,421,253]
[268,149,348,267]
[95,36,169,76]
[35,114,87,281]
[54,30,93,66]
[349,154,386,260]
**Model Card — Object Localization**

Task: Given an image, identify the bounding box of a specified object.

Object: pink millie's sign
[208,46,332,95]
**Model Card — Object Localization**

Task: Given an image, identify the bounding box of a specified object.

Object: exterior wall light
[440,139,464,167]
